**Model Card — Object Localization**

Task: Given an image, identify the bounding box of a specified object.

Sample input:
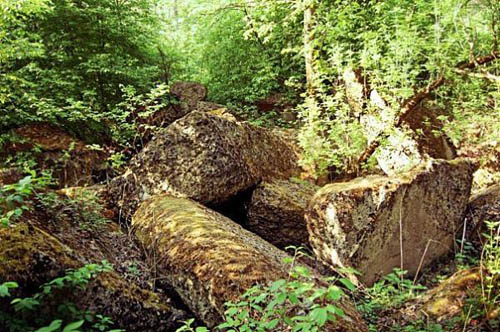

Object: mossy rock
[306,159,475,286]
[109,111,301,221]
[419,269,482,319]
[0,223,78,289]
[0,221,186,331]
[132,194,367,331]
[247,179,319,249]
[132,194,289,326]
[1,123,109,188]
[464,183,500,248]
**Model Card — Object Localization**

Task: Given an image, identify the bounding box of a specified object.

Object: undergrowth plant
[36,189,109,231]
[358,268,427,323]
[455,240,480,269]
[477,220,499,325]
[0,261,122,332]
[0,134,40,173]
[0,173,52,227]
[358,220,500,332]
[358,268,454,332]
[109,83,174,149]
[219,266,349,332]
[1,173,109,231]
[177,247,355,332]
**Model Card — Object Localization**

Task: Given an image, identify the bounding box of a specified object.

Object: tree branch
[454,68,500,83]
[356,51,500,169]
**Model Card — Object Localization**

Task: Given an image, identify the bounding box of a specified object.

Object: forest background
[1,0,499,179]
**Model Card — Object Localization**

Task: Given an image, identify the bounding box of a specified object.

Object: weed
[0,261,123,332]
[359,268,426,315]
[36,188,109,231]
[176,319,208,332]
[125,262,141,279]
[0,173,52,227]
[107,153,127,173]
[176,254,352,332]
[455,240,480,269]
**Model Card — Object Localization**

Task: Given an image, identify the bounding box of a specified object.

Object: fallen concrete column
[247,179,318,249]
[132,194,367,331]
[306,159,475,285]
[109,111,300,221]
[0,222,186,331]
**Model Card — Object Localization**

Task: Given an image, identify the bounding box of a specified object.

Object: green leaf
[270,279,286,292]
[237,309,249,320]
[62,320,84,332]
[11,297,40,311]
[250,303,262,311]
[18,176,32,189]
[293,266,311,278]
[35,320,62,332]
[288,293,299,304]
[339,278,357,292]
[225,307,239,317]
[266,299,277,311]
[327,286,343,301]
[326,304,344,318]
[195,327,209,332]
[0,281,18,297]
[217,322,233,329]
[311,308,328,326]
[266,319,279,329]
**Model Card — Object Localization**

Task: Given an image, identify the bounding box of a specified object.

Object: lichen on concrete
[0,222,78,286]
[247,179,319,249]
[419,269,481,320]
[0,123,108,188]
[306,159,476,285]
[464,183,500,248]
[0,217,186,331]
[109,111,301,221]
[132,194,290,326]
[132,194,368,331]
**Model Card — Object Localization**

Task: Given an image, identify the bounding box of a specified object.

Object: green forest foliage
[1,1,499,331]
[161,0,304,106]
[0,0,169,140]
[166,0,500,176]
[1,0,499,174]
[233,0,499,176]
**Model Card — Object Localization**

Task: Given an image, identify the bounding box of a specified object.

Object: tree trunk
[304,2,317,95]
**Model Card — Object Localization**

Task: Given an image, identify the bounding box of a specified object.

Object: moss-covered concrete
[0,220,186,331]
[132,194,367,331]
[306,159,475,285]
[247,179,319,249]
[465,183,500,248]
[0,223,78,287]
[419,269,481,320]
[132,194,289,326]
[109,111,301,221]
[1,123,108,187]
[171,81,207,109]
[72,271,186,331]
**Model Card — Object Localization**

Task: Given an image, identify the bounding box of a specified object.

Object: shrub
[0,261,123,332]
